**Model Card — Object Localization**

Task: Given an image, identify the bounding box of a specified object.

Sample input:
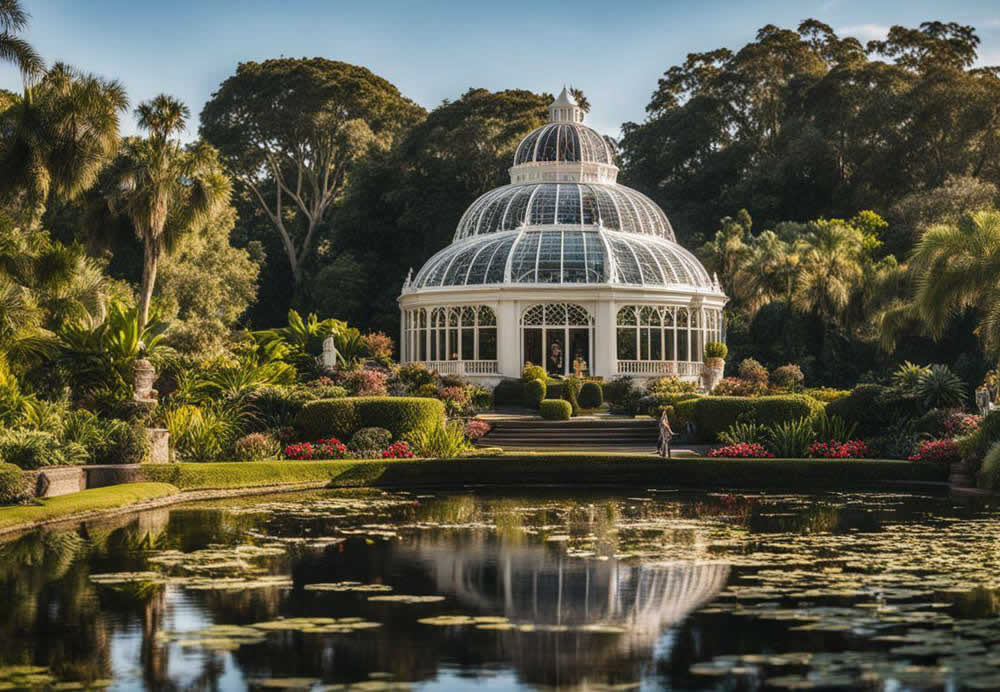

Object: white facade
[399,88,727,384]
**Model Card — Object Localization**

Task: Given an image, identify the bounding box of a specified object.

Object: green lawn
[0,483,179,531]
[140,460,382,490]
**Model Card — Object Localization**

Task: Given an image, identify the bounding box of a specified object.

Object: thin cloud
[837,24,890,42]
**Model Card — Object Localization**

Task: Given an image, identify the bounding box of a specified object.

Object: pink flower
[808,440,869,459]
[381,441,414,459]
[908,439,961,464]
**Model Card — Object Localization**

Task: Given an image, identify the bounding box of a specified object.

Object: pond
[2,487,1000,690]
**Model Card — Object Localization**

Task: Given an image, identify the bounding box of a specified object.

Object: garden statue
[134,359,157,403]
[977,386,993,416]
[321,336,339,370]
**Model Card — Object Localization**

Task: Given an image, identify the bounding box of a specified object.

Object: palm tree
[0,63,127,227]
[0,0,42,80]
[106,95,231,328]
[792,221,865,325]
[732,230,800,316]
[909,210,1000,357]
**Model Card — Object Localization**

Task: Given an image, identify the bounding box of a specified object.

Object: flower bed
[381,441,415,459]
[908,439,961,465]
[284,438,348,460]
[707,443,774,459]
[808,440,870,459]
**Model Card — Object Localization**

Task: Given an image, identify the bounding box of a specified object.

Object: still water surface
[2,488,1000,690]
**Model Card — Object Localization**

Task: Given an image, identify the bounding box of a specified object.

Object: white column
[399,308,406,363]
[594,298,617,379]
[496,300,520,378]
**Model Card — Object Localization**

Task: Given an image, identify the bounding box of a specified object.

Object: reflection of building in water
[401,535,729,688]
[404,536,729,630]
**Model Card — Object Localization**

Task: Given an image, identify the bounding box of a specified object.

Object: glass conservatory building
[399,88,727,384]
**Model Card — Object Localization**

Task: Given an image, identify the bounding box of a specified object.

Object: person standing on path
[658,409,674,459]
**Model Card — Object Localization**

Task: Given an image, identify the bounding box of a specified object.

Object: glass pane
[544,303,567,325]
[523,328,543,368]
[584,233,605,282]
[617,328,636,360]
[569,329,590,376]
[484,236,515,283]
[610,237,642,284]
[529,184,557,225]
[461,328,474,360]
[545,330,566,376]
[617,305,637,326]
[536,232,562,283]
[479,328,497,360]
[556,184,581,225]
[510,233,539,282]
[562,231,586,283]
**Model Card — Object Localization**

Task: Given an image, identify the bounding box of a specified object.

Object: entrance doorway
[520,303,594,377]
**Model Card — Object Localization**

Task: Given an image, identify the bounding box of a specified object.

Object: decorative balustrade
[616,360,704,378]
[420,360,499,376]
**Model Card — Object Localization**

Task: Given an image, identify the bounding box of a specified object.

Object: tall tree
[909,211,1000,358]
[106,95,231,328]
[0,63,127,227]
[0,0,42,79]
[200,58,424,284]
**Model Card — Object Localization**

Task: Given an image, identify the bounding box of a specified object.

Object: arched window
[616,305,724,365]
[521,303,593,377]
[403,305,497,365]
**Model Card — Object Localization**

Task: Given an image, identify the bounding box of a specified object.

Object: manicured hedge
[826,384,918,438]
[673,398,698,429]
[523,378,546,409]
[579,381,603,409]
[540,399,572,420]
[294,397,445,441]
[492,379,524,407]
[0,462,28,505]
[692,395,825,442]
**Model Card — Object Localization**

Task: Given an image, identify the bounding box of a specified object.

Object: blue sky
[3,0,999,140]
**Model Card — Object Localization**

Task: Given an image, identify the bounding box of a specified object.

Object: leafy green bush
[523,378,546,409]
[704,342,728,360]
[540,399,572,421]
[637,391,701,417]
[0,462,29,505]
[407,419,469,458]
[771,364,805,390]
[246,386,309,431]
[826,384,918,438]
[492,379,524,407]
[61,409,106,460]
[522,364,547,382]
[295,397,445,441]
[0,429,85,469]
[812,411,857,443]
[602,376,634,406]
[163,405,239,462]
[234,433,281,461]
[959,410,1000,466]
[766,418,816,458]
[647,376,697,396]
[979,442,1000,490]
[562,377,582,415]
[719,421,767,446]
[94,420,150,465]
[673,399,698,430]
[738,358,769,387]
[349,427,393,454]
[892,361,931,392]
[915,364,966,410]
[692,395,824,442]
[395,363,437,393]
[579,381,603,409]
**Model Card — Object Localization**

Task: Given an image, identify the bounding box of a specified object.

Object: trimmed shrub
[234,433,281,461]
[523,378,546,409]
[979,442,1000,490]
[522,364,547,382]
[492,379,524,407]
[295,397,445,441]
[579,381,604,409]
[803,387,851,403]
[562,377,582,415]
[540,399,572,421]
[673,398,699,430]
[0,462,29,505]
[602,376,634,406]
[647,376,697,396]
[463,419,492,441]
[771,364,805,390]
[738,358,769,387]
[349,427,393,455]
[692,395,824,442]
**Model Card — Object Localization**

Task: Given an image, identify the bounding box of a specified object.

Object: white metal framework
[397,88,728,384]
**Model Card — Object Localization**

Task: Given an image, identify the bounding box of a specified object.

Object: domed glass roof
[455,183,675,241]
[412,229,713,289]
[403,89,722,297]
[513,123,614,166]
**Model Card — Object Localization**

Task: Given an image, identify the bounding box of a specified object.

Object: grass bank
[143,456,947,492]
[0,483,178,531]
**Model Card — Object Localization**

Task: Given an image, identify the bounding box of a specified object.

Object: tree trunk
[138,236,161,330]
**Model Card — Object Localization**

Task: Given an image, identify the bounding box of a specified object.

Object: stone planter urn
[702,357,725,393]
[134,358,158,402]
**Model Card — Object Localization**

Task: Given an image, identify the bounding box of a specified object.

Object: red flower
[708,443,773,458]
[808,440,869,459]
[284,437,347,460]
[908,439,961,464]
[381,441,415,459]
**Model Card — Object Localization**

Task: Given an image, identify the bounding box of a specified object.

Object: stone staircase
[478,417,660,452]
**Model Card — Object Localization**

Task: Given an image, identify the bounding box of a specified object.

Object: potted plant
[703,341,727,392]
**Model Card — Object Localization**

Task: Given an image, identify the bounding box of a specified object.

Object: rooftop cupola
[548,86,584,123]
